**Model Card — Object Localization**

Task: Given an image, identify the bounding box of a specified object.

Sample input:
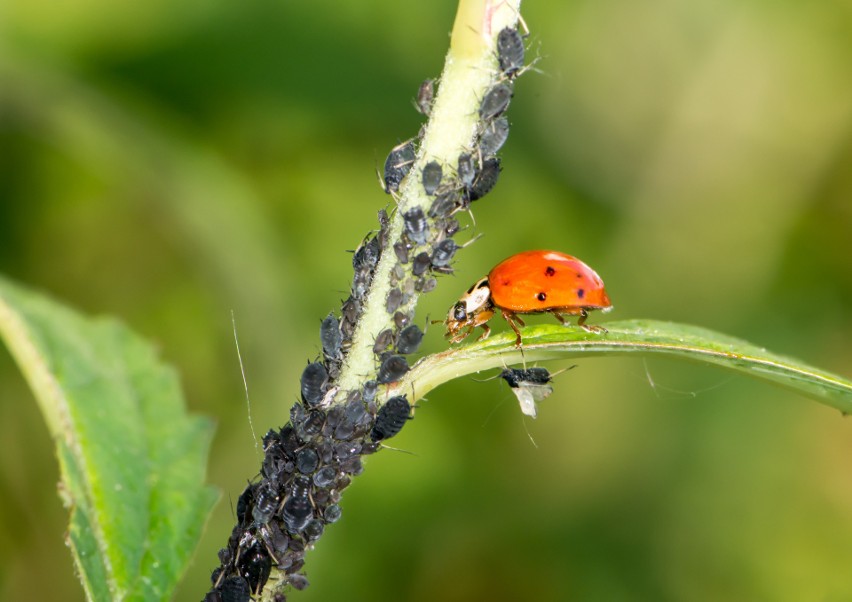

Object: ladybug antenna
[231,310,260,459]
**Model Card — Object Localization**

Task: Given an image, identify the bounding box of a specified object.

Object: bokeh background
[2,0,852,600]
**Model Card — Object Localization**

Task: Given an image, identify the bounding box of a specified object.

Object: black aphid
[296,448,319,474]
[237,541,272,594]
[320,313,342,360]
[457,152,476,188]
[377,354,410,384]
[403,207,428,244]
[300,362,328,406]
[282,475,314,534]
[370,395,412,441]
[412,252,432,276]
[386,287,404,314]
[397,324,424,355]
[497,27,525,77]
[236,483,258,527]
[479,116,509,157]
[213,576,251,602]
[290,574,310,591]
[415,78,435,115]
[422,161,443,195]
[468,157,501,201]
[479,81,513,120]
[373,328,395,354]
[431,239,458,267]
[393,241,410,264]
[352,235,381,273]
[383,140,416,193]
[429,190,460,218]
[499,367,556,419]
[252,483,280,526]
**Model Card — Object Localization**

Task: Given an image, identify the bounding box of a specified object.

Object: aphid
[479,81,513,121]
[396,324,424,355]
[422,161,443,195]
[457,152,476,188]
[370,395,412,441]
[304,519,324,542]
[252,482,280,525]
[431,239,458,268]
[499,367,556,418]
[468,157,501,201]
[378,208,391,250]
[259,520,289,564]
[414,78,435,115]
[373,328,395,355]
[377,354,410,384]
[386,287,404,314]
[416,276,437,293]
[393,241,410,264]
[383,140,416,193]
[290,574,310,591]
[393,311,410,330]
[429,190,460,218]
[497,27,525,78]
[324,504,342,523]
[352,235,381,273]
[237,541,272,594]
[300,362,328,406]
[214,576,251,602]
[282,475,313,534]
[412,252,432,276]
[236,483,258,527]
[320,313,342,360]
[443,250,612,346]
[313,466,337,488]
[403,207,429,244]
[296,448,319,474]
[478,116,509,157]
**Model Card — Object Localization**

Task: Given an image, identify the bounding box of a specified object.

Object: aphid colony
[205,25,529,602]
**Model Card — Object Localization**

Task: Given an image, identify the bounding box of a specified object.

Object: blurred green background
[2,0,852,600]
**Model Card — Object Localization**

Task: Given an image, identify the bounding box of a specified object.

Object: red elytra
[444,250,612,346]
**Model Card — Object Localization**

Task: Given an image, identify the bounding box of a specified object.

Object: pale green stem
[335,0,522,394]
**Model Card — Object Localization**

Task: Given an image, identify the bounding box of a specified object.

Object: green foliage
[0,276,217,601]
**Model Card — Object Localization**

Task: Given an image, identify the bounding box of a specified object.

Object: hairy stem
[336,0,521,393]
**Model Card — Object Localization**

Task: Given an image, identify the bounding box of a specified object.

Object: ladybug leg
[501,309,524,347]
[577,309,608,334]
[549,311,567,326]
[476,323,491,341]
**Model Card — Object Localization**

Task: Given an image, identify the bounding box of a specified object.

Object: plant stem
[335,0,521,394]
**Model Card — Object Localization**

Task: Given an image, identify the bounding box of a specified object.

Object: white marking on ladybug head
[460,277,491,314]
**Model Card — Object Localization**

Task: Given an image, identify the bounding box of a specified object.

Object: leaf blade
[0,275,218,601]
[395,320,852,414]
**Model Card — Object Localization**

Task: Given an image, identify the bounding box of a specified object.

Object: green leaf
[0,275,218,602]
[394,319,852,414]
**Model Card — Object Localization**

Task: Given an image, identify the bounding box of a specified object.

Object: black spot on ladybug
[502,279,511,287]
[537,292,547,302]
[545,266,556,276]
[577,288,585,299]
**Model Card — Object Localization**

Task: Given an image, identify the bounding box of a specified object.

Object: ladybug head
[444,277,493,340]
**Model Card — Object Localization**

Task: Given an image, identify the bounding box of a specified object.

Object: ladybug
[444,250,612,346]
